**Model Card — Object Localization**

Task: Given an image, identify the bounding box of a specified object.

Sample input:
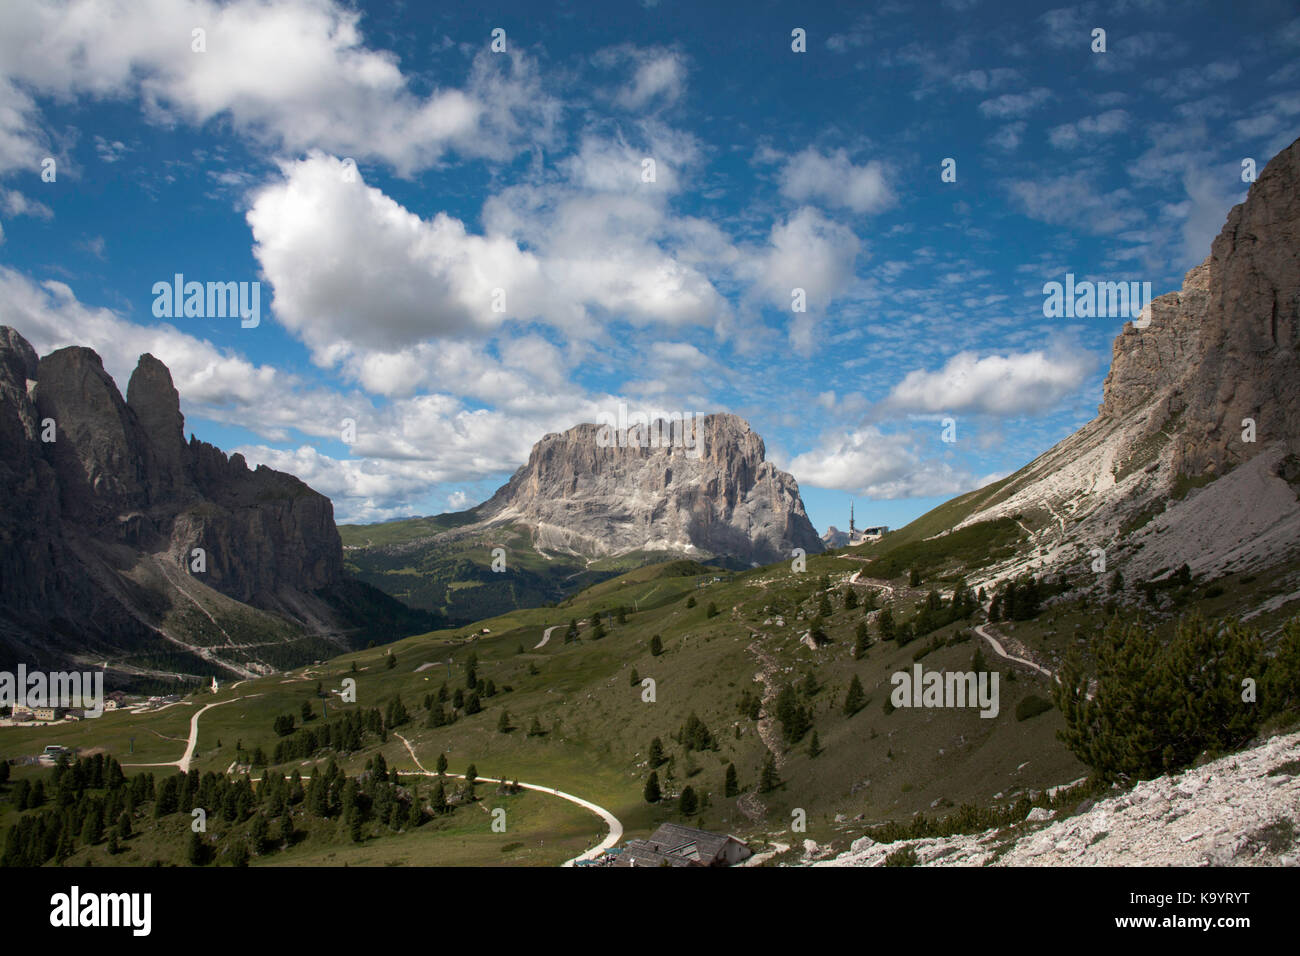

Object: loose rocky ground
[813,730,1300,867]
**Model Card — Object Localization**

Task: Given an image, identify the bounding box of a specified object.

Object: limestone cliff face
[0,332,357,676]
[1097,261,1210,437]
[34,346,154,526]
[0,329,60,633]
[1101,137,1300,478]
[127,352,189,505]
[940,135,1300,587]
[475,413,825,567]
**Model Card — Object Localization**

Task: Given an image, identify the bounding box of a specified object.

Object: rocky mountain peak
[0,326,41,444]
[0,325,38,382]
[127,353,189,501]
[33,345,149,522]
[0,329,377,676]
[1101,135,1300,478]
[939,136,1300,587]
[127,353,185,445]
[477,411,823,567]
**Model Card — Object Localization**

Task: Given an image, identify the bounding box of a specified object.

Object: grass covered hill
[5,523,1298,867]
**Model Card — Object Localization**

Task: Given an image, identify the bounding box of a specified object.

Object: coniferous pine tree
[759,752,779,793]
[643,771,661,803]
[854,620,870,659]
[678,786,698,815]
[80,807,102,845]
[724,763,739,798]
[1054,613,1282,781]
[878,607,896,641]
[250,814,269,854]
[844,674,866,716]
[809,615,829,646]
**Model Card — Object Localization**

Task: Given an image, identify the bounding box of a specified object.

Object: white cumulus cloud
[779,147,893,215]
[883,349,1095,416]
[789,425,985,500]
[0,0,558,175]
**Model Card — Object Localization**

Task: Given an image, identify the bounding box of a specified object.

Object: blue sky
[0,0,1297,534]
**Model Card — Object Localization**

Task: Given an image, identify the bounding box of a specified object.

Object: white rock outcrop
[814,731,1300,867]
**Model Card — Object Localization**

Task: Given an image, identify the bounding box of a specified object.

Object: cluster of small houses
[3,692,176,724]
[581,823,753,868]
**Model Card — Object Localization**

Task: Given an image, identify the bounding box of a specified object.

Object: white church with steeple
[821,501,889,548]
[847,501,888,545]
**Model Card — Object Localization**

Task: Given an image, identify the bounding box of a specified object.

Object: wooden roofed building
[613,823,752,867]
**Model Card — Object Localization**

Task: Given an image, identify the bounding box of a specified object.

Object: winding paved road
[534,624,560,650]
[972,623,1095,700]
[118,691,622,866]
[394,733,622,866]
[972,623,1054,680]
[123,695,256,774]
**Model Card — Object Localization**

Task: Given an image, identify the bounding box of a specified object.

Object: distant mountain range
[0,336,825,678]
